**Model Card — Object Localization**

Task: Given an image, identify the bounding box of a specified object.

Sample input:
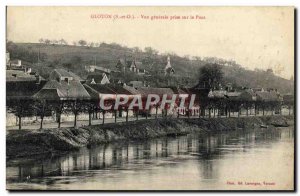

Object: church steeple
[164,56,175,76]
[165,56,172,70]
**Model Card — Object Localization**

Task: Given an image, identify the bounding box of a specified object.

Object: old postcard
[6,6,295,191]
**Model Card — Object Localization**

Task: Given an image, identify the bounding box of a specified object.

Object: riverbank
[7,115,294,159]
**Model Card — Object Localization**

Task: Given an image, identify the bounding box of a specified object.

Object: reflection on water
[7,127,294,190]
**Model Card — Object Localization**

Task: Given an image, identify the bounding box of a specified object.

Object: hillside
[6,42,294,94]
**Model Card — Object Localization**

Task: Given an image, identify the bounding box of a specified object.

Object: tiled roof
[86,73,108,83]
[53,69,83,81]
[41,80,90,100]
[84,84,132,95]
[33,88,63,100]
[135,87,174,97]
[105,84,132,94]
[6,70,36,82]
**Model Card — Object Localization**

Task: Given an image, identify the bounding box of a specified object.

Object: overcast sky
[7,6,294,79]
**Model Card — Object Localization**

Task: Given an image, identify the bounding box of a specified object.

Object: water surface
[7,127,294,190]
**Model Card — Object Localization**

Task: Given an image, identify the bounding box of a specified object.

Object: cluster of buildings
[6,52,294,128]
[115,55,175,76]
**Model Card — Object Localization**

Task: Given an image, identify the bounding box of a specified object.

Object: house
[10,59,22,67]
[49,68,85,83]
[34,69,90,122]
[170,87,200,116]
[84,83,139,118]
[86,73,110,85]
[164,56,175,75]
[116,58,131,72]
[129,60,146,74]
[6,52,22,68]
[35,69,90,101]
[85,65,111,75]
[6,70,46,126]
[116,58,147,74]
[134,87,175,116]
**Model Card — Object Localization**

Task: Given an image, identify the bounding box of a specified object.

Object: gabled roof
[84,84,132,95]
[130,60,143,68]
[53,69,83,81]
[33,88,63,100]
[41,80,90,100]
[86,73,109,84]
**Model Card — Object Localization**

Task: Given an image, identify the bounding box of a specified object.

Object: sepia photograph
[5,6,295,191]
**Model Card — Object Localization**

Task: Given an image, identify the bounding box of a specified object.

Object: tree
[198,63,224,89]
[144,47,158,56]
[64,100,88,127]
[44,39,51,45]
[59,39,68,45]
[78,40,87,47]
[133,47,142,54]
[38,38,44,44]
[7,99,35,130]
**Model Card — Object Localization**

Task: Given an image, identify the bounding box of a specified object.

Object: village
[6,51,294,131]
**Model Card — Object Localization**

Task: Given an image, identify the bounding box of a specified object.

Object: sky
[6,6,294,79]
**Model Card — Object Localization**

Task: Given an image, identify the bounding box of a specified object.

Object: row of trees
[38,38,68,45]
[37,38,161,55]
[7,98,98,130]
[8,94,290,131]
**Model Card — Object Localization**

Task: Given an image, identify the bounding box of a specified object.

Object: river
[6,127,294,190]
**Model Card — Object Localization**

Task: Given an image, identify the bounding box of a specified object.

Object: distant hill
[6,42,294,94]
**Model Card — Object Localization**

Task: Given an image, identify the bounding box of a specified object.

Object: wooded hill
[6,42,294,94]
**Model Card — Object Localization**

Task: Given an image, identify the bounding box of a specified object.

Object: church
[164,56,175,76]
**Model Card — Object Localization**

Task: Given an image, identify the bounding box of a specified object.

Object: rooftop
[39,79,90,100]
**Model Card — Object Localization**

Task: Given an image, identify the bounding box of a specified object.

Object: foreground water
[7,127,294,190]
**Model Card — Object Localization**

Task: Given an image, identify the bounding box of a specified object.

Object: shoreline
[6,115,294,159]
